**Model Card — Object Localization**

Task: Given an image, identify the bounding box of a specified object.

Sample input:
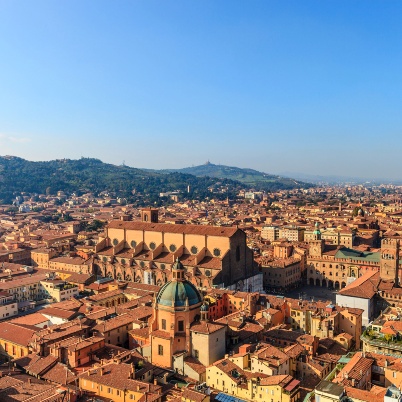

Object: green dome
[313,222,321,235]
[156,280,203,307]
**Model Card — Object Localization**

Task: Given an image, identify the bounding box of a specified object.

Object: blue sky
[0,1,401,179]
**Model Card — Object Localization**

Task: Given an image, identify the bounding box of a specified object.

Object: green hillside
[160,162,310,191]
[0,156,242,205]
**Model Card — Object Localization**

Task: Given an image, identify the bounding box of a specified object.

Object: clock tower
[309,239,324,258]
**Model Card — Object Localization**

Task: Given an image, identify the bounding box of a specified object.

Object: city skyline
[1,1,402,178]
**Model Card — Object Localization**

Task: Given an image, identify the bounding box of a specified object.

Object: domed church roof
[155,257,203,308]
[156,280,203,307]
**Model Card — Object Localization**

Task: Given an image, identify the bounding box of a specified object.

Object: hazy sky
[0,1,401,179]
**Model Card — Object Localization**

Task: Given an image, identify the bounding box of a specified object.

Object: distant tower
[380,238,400,283]
[141,208,159,223]
[339,202,342,212]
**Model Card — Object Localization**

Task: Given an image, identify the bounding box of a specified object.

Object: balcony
[54,283,78,292]
[361,331,402,352]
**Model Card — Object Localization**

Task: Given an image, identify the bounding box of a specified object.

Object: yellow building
[40,279,79,302]
[310,306,363,349]
[250,343,290,376]
[261,259,301,289]
[305,228,354,247]
[85,289,127,307]
[0,322,35,360]
[31,248,58,268]
[307,238,399,289]
[93,312,144,347]
[78,362,162,402]
[384,361,402,388]
[48,256,92,274]
[206,358,299,402]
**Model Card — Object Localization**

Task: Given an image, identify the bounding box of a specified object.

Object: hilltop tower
[380,238,400,283]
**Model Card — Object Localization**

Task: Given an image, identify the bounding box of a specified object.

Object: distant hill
[159,162,311,191]
[278,171,398,185]
[0,156,243,205]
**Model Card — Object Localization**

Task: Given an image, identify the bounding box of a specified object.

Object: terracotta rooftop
[0,322,36,346]
[108,220,239,237]
[190,320,226,334]
[338,271,380,299]
[78,362,162,394]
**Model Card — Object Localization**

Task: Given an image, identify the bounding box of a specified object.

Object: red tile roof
[108,220,239,237]
[338,271,380,299]
[0,322,35,346]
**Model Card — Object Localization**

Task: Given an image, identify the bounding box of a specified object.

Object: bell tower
[380,238,400,283]
[141,207,159,223]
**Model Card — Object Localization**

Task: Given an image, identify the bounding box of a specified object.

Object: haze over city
[1,1,402,179]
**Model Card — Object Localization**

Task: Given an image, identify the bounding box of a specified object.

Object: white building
[0,291,18,320]
[336,271,377,327]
